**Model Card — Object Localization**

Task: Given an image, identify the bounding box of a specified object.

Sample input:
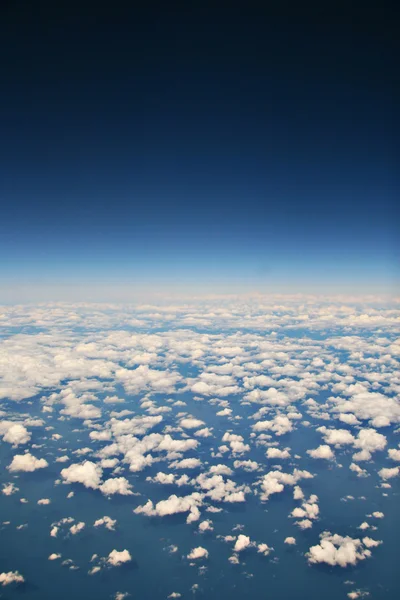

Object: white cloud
[1,422,31,446]
[187,546,208,560]
[94,516,117,530]
[107,549,132,566]
[2,482,19,495]
[307,445,335,460]
[8,452,48,472]
[99,477,133,496]
[284,537,296,545]
[307,532,373,567]
[70,521,85,535]
[61,461,103,489]
[0,571,25,586]
[234,534,252,552]
[378,466,399,480]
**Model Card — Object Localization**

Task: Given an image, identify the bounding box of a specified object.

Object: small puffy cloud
[187,546,208,560]
[107,549,132,566]
[317,427,355,447]
[37,498,51,505]
[99,477,133,496]
[0,571,25,586]
[234,534,252,552]
[48,553,61,560]
[307,445,335,460]
[195,427,213,438]
[362,537,382,548]
[61,461,103,489]
[198,520,213,532]
[252,415,293,436]
[134,493,203,519]
[378,466,399,480]
[284,537,296,545]
[266,447,291,459]
[94,516,117,530]
[338,413,360,426]
[2,482,19,496]
[388,448,400,461]
[8,452,48,472]
[259,469,313,501]
[70,522,85,535]
[371,511,384,519]
[179,418,205,429]
[307,532,373,567]
[1,423,31,446]
[169,458,202,470]
[257,543,272,556]
[233,459,259,472]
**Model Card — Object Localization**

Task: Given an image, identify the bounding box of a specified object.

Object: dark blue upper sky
[0,2,397,298]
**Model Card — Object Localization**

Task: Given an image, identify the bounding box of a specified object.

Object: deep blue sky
[0,2,397,298]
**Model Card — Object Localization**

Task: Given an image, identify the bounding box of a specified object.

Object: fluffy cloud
[252,415,293,436]
[0,422,31,446]
[107,549,132,566]
[259,469,313,501]
[0,571,25,586]
[307,445,335,460]
[8,452,48,472]
[134,493,203,520]
[187,546,209,560]
[61,461,103,489]
[307,532,374,567]
[234,534,252,552]
[94,516,117,530]
[99,477,133,496]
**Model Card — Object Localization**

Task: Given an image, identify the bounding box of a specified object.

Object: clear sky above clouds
[0,3,397,301]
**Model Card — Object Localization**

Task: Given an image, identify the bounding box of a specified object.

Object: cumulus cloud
[307,532,374,567]
[107,549,132,566]
[187,546,208,560]
[8,452,48,472]
[0,423,31,446]
[234,534,252,552]
[0,571,25,586]
[94,516,117,530]
[99,477,133,496]
[61,461,103,489]
[284,537,296,545]
[307,445,335,460]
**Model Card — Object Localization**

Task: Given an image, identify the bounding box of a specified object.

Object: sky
[0,2,397,301]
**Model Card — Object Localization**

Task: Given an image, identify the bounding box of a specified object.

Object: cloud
[259,469,313,501]
[61,461,103,489]
[107,549,132,566]
[284,537,296,545]
[2,482,19,495]
[266,447,291,459]
[38,498,51,505]
[0,422,31,446]
[8,452,48,472]
[187,546,208,560]
[378,466,399,480]
[70,522,85,535]
[307,532,374,567]
[0,571,25,586]
[134,493,203,519]
[307,445,335,460]
[94,516,117,530]
[179,418,205,429]
[234,534,252,552]
[99,477,133,496]
[48,553,61,560]
[252,415,293,436]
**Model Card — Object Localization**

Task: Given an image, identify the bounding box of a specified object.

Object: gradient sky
[0,3,397,300]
